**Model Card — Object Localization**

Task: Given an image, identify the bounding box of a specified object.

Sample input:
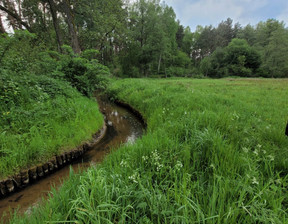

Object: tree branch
[0,5,32,32]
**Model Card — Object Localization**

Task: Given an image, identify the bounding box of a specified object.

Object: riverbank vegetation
[0,31,106,179]
[9,78,288,223]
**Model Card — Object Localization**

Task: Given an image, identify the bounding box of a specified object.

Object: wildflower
[242,147,249,153]
[275,179,282,185]
[256,144,262,149]
[120,160,128,167]
[252,177,259,185]
[142,155,148,161]
[152,150,160,162]
[128,172,139,183]
[184,111,187,115]
[267,155,274,161]
[209,163,215,170]
[175,161,183,171]
[156,164,163,172]
[232,112,239,120]
[253,149,259,156]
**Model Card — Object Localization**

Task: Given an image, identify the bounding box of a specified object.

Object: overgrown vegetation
[9,78,288,223]
[0,31,108,179]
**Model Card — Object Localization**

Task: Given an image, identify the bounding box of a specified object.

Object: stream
[0,97,145,221]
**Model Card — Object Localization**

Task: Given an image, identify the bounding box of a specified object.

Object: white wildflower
[275,179,282,185]
[232,112,239,120]
[152,150,160,162]
[156,164,164,172]
[128,172,139,183]
[252,177,259,185]
[175,161,183,171]
[120,160,128,167]
[267,155,275,161]
[242,147,249,153]
[209,163,215,170]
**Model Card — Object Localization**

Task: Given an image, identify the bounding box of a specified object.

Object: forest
[0,0,288,78]
[0,0,288,223]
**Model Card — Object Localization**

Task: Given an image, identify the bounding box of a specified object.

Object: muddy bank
[0,123,107,198]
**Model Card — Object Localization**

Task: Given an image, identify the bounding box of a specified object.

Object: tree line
[0,0,288,78]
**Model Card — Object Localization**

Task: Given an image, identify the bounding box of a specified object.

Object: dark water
[0,97,144,221]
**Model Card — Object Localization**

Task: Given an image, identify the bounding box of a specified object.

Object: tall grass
[9,78,288,223]
[0,72,103,179]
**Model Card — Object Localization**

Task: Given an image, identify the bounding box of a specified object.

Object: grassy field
[9,78,288,223]
[0,73,104,179]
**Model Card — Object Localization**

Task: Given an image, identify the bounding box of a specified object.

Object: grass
[8,78,288,223]
[0,72,104,179]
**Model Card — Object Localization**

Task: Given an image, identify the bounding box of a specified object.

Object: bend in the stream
[0,96,145,222]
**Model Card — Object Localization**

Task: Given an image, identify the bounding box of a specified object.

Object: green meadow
[9,78,288,223]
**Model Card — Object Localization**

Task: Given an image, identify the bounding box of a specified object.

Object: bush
[58,56,111,96]
[166,66,192,77]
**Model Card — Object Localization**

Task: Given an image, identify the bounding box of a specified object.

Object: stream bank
[0,96,145,221]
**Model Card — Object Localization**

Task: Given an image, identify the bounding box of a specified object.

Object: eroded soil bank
[0,97,145,221]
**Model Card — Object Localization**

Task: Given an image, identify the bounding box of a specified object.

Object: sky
[163,0,288,31]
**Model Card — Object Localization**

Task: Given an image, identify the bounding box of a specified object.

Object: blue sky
[163,0,288,30]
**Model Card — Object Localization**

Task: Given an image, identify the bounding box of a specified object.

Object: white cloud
[164,0,270,30]
[276,4,288,26]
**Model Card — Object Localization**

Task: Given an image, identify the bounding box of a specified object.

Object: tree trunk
[16,0,22,29]
[62,0,81,54]
[0,14,6,33]
[157,53,162,74]
[4,0,17,31]
[47,0,63,53]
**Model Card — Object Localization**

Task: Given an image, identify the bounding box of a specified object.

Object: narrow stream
[0,97,144,221]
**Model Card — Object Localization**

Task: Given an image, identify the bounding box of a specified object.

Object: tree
[0,0,32,32]
[72,0,126,63]
[0,13,6,33]
[194,25,216,59]
[181,26,193,57]
[254,19,288,77]
[215,18,235,47]
[176,21,184,49]
[225,38,261,76]
[121,0,178,77]
[61,0,81,54]
[47,0,63,52]
[201,47,227,78]
[237,24,256,46]
[263,28,288,77]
